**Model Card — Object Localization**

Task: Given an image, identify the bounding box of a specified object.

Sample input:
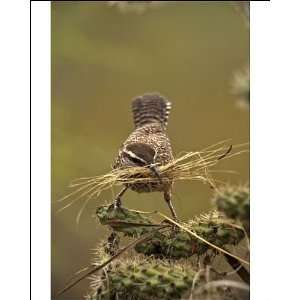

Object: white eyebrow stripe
[123,149,148,165]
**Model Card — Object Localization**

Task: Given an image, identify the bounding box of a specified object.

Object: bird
[112,93,178,220]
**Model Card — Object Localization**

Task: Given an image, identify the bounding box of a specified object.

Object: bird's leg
[114,186,128,208]
[163,189,178,222]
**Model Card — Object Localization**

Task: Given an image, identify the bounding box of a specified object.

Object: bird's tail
[131,93,172,129]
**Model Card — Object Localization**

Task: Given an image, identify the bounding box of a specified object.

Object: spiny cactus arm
[55,225,169,298]
[214,185,250,236]
[157,211,249,265]
[88,259,249,300]
[89,261,197,300]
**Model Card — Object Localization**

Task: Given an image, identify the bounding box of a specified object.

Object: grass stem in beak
[149,164,162,184]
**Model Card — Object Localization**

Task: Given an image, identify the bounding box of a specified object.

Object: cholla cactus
[96,205,244,259]
[213,185,250,235]
[87,257,247,300]
[136,212,244,259]
[87,257,243,300]
[84,187,250,299]
[96,204,159,237]
[232,67,250,109]
[97,262,194,299]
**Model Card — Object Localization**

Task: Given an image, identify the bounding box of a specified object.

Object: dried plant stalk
[57,143,248,217]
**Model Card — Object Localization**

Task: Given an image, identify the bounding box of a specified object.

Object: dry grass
[56,141,248,223]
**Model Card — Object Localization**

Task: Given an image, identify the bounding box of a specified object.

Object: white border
[251,1,300,300]
[0,1,30,299]
[31,1,51,299]
[2,1,299,300]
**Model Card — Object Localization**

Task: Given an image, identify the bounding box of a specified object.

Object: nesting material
[59,142,247,210]
[56,142,248,226]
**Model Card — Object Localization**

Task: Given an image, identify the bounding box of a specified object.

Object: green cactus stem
[88,260,195,300]
[213,186,250,235]
[96,204,162,237]
[135,212,245,259]
[96,205,244,259]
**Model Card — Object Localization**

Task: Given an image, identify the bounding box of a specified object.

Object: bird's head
[123,143,162,182]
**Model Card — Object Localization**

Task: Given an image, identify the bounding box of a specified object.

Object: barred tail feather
[132,93,171,129]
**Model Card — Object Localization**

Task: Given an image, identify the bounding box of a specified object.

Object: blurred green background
[51,1,249,299]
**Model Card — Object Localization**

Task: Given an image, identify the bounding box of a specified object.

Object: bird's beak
[149,164,163,184]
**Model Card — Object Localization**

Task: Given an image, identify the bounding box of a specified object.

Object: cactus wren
[112,93,178,220]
